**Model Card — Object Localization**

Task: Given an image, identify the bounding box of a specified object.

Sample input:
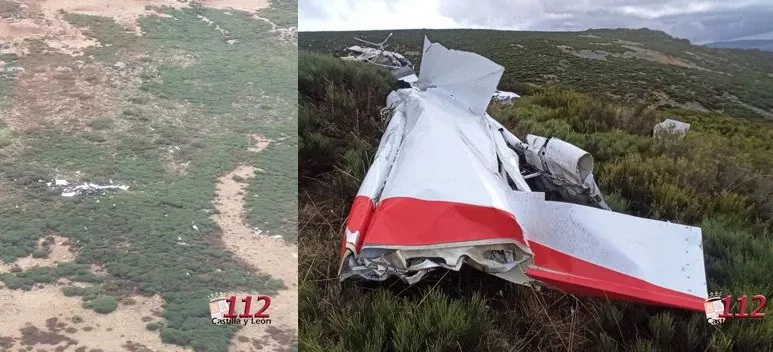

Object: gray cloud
[299,0,773,43]
[436,0,773,43]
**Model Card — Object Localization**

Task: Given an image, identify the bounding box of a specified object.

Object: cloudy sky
[298,0,773,44]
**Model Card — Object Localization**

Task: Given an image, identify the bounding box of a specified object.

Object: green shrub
[0,128,11,148]
[83,295,118,314]
[87,117,115,130]
[31,248,48,259]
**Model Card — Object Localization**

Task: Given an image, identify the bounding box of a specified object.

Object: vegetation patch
[83,294,118,314]
[299,28,773,119]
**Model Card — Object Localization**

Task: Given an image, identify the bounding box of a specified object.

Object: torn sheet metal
[493,90,520,103]
[340,33,417,83]
[653,118,690,139]
[338,36,708,312]
[47,178,129,197]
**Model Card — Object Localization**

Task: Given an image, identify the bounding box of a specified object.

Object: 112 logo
[209,293,273,325]
[718,294,766,319]
[222,295,272,319]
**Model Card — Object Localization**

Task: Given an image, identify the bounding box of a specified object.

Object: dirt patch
[0,285,190,351]
[0,15,97,57]
[1,0,277,57]
[556,44,714,71]
[1,54,135,132]
[198,0,270,13]
[0,235,76,274]
[618,45,700,69]
[248,134,271,153]
[34,0,186,36]
[212,137,297,351]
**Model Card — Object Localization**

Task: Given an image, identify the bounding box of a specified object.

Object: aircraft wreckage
[338,37,708,312]
[341,33,419,83]
[341,33,519,103]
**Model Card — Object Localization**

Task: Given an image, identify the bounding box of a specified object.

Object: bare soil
[0,235,76,274]
[0,285,190,351]
[212,137,298,352]
[198,0,270,13]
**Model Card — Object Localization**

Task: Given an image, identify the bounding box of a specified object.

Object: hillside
[1,0,297,351]
[705,39,773,52]
[298,29,773,351]
[300,28,773,120]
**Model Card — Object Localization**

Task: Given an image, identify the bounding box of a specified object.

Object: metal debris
[337,36,708,313]
[654,118,690,139]
[492,90,520,104]
[47,178,129,197]
[340,33,417,83]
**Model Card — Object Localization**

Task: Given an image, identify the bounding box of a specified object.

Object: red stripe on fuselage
[360,196,526,248]
[342,195,376,255]
[525,241,705,311]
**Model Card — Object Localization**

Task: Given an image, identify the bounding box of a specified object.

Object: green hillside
[300,28,773,120]
[298,29,773,352]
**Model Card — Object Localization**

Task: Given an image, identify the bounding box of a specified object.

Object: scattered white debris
[113,61,126,69]
[55,181,129,198]
[5,67,24,73]
[653,119,690,139]
[48,179,69,186]
[55,66,72,73]
[493,90,520,104]
[196,15,214,25]
[178,236,183,241]
[192,223,199,231]
[272,235,282,239]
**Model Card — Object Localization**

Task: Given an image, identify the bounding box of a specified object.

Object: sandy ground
[0,237,192,351]
[248,134,272,153]
[0,285,191,352]
[0,0,273,56]
[0,235,76,274]
[200,0,270,13]
[212,137,298,352]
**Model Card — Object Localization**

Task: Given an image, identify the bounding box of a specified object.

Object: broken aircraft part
[654,118,690,139]
[47,178,129,197]
[493,90,520,103]
[340,33,418,83]
[338,36,708,312]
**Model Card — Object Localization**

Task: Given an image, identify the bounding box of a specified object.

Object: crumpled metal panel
[416,36,504,116]
[338,37,708,312]
[654,118,691,139]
